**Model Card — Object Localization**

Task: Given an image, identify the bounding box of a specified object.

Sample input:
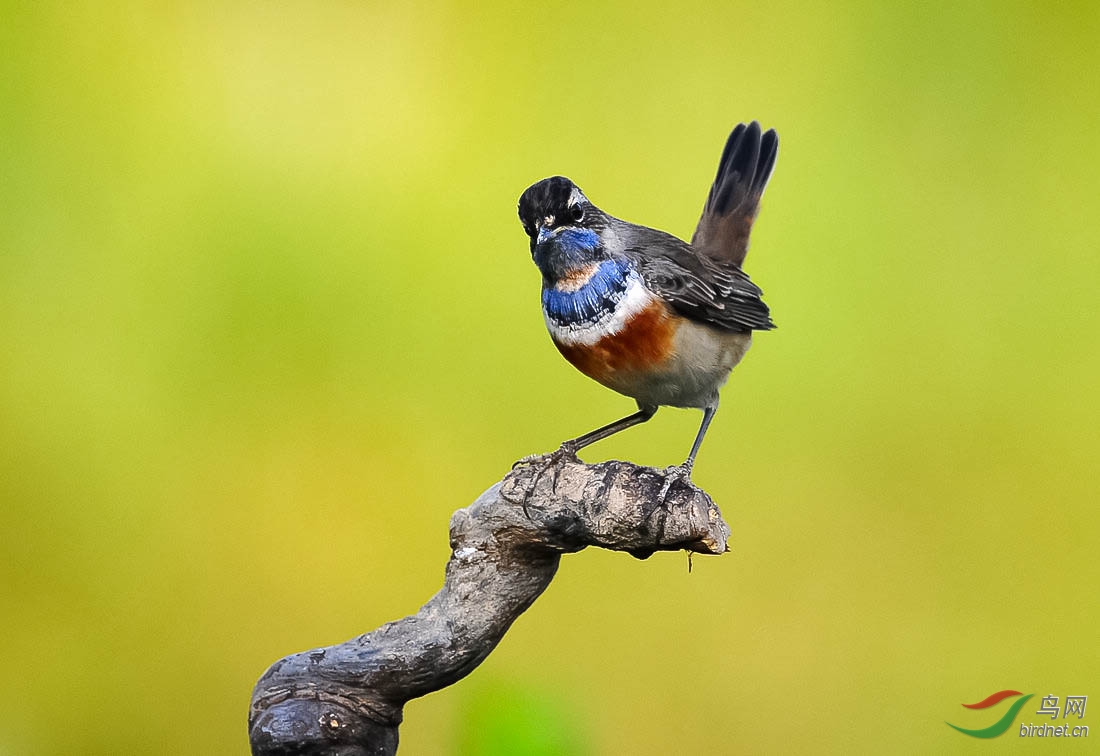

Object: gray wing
[691,122,778,267]
[619,226,775,333]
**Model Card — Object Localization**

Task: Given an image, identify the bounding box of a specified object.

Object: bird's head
[517,176,607,282]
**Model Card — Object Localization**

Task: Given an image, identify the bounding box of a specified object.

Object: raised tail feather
[691,121,779,267]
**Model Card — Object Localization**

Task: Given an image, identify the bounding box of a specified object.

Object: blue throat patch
[554,227,600,253]
[542,257,634,327]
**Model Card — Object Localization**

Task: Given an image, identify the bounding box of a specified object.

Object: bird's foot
[640,460,697,551]
[656,460,695,508]
[509,443,580,519]
[512,442,580,471]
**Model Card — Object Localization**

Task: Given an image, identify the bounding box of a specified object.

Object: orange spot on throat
[555,263,599,293]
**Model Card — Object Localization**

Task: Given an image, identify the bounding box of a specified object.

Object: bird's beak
[535,215,557,246]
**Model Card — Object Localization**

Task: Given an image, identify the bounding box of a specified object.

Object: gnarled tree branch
[248,456,731,755]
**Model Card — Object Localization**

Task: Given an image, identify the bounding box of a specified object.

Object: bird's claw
[644,460,696,548]
[656,460,695,507]
[509,444,580,519]
[511,443,579,470]
[511,453,541,470]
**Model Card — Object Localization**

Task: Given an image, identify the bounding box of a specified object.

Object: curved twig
[248,457,731,755]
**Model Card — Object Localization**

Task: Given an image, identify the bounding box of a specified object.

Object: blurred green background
[3,1,1099,753]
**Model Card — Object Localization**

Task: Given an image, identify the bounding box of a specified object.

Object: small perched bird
[517,122,778,482]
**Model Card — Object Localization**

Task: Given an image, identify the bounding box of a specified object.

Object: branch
[248,456,731,755]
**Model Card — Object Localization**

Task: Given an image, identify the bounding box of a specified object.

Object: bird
[516,121,778,486]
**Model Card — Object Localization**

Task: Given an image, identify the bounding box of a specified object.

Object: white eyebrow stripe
[567,186,588,207]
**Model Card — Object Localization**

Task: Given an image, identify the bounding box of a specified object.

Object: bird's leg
[685,404,716,470]
[513,404,658,469]
[655,405,717,505]
[560,403,659,455]
[512,404,658,514]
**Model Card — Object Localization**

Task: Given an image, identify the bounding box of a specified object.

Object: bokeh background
[3,1,1099,753]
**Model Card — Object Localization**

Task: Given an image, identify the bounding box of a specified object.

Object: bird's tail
[691,122,779,267]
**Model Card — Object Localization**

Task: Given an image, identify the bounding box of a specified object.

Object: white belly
[614,321,751,410]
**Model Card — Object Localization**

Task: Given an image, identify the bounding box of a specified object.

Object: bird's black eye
[522,222,534,237]
[570,204,584,223]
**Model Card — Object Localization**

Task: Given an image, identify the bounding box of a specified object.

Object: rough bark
[248,455,731,755]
